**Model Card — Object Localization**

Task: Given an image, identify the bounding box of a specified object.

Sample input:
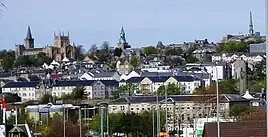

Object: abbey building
[15,26,77,61]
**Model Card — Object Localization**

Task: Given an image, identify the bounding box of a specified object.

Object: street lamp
[212,65,220,137]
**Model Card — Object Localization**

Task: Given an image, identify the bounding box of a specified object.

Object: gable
[140,77,152,84]
[165,77,178,84]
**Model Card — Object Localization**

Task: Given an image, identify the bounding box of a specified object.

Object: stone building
[52,32,77,61]
[15,26,77,61]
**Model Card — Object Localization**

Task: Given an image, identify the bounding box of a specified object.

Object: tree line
[90,110,166,137]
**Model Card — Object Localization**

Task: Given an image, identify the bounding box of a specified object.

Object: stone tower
[53,31,76,61]
[249,11,254,36]
[24,26,34,49]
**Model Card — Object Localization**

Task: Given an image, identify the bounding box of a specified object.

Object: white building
[108,95,249,131]
[2,81,41,102]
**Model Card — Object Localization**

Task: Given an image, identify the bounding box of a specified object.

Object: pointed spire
[26,26,33,39]
[121,26,125,35]
[249,11,254,36]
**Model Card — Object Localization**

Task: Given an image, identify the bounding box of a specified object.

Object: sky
[0,0,265,50]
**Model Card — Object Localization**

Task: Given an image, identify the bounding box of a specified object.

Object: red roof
[51,74,63,80]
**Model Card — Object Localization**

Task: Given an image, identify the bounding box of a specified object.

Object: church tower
[249,11,254,36]
[118,27,130,50]
[24,26,34,49]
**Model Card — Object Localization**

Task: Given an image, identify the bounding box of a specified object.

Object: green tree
[7,109,35,126]
[72,86,86,100]
[157,83,182,95]
[39,94,53,104]
[130,55,139,69]
[90,110,165,137]
[186,54,198,63]
[89,44,98,54]
[143,46,157,55]
[34,52,52,67]
[119,83,137,96]
[1,54,15,70]
[15,55,33,67]
[229,104,250,120]
[76,45,85,61]
[222,42,248,53]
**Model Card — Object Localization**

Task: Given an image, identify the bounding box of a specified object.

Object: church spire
[249,11,254,36]
[120,26,126,44]
[26,26,33,39]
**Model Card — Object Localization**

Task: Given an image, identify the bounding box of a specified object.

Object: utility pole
[156,94,160,137]
[100,107,104,137]
[152,106,155,137]
[79,107,82,137]
[165,86,168,135]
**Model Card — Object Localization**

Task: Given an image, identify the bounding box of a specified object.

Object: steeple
[26,26,33,40]
[249,11,254,36]
[24,26,34,49]
[120,26,126,44]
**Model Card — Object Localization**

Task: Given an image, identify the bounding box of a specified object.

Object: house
[186,63,228,81]
[51,80,119,99]
[202,121,265,137]
[120,69,141,81]
[2,81,41,102]
[122,76,202,94]
[93,70,120,81]
[109,94,249,131]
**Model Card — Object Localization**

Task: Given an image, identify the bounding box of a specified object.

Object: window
[22,93,27,96]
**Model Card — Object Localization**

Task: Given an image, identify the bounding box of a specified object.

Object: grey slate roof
[93,71,117,78]
[3,81,39,88]
[110,94,249,104]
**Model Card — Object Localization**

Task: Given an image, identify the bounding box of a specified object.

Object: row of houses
[120,75,203,94]
[2,80,119,102]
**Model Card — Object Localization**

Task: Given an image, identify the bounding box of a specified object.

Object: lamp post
[165,86,169,135]
[156,93,161,137]
[152,105,155,137]
[212,65,220,137]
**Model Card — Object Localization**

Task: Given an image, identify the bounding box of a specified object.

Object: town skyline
[0,0,265,50]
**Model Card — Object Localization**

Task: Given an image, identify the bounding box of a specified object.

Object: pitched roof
[53,80,95,87]
[203,121,266,137]
[100,80,119,87]
[110,94,249,104]
[2,81,39,88]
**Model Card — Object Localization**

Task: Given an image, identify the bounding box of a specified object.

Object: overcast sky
[0,0,265,50]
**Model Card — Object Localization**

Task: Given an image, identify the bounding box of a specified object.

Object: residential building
[123,76,201,94]
[51,80,118,99]
[2,81,41,102]
[108,94,249,131]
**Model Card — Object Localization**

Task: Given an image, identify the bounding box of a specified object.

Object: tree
[90,110,166,137]
[157,83,182,95]
[89,44,98,54]
[194,80,239,94]
[39,113,87,137]
[7,109,35,126]
[186,54,198,63]
[130,55,139,69]
[72,86,86,100]
[34,52,52,67]
[222,42,248,53]
[101,41,109,52]
[229,104,250,120]
[15,55,33,67]
[76,45,85,61]
[1,54,15,70]
[143,46,157,55]
[118,83,137,97]
[39,94,52,104]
